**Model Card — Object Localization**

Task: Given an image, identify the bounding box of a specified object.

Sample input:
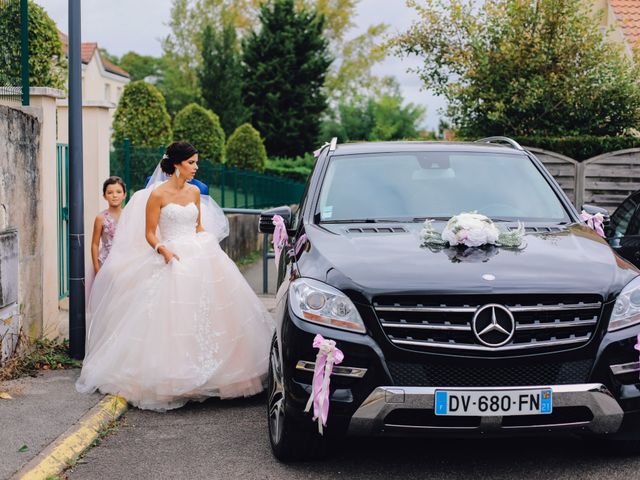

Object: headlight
[609,276,640,331]
[289,278,366,333]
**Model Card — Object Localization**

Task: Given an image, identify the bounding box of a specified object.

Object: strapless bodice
[159,202,198,241]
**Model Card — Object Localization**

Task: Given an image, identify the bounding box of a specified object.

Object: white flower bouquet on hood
[421,212,525,249]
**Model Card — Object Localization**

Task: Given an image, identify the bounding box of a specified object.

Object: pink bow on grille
[580,210,605,237]
[304,334,344,435]
[272,215,289,267]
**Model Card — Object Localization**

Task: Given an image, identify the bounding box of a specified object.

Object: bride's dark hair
[160,141,199,174]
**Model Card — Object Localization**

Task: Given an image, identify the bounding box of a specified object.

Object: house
[59,32,130,126]
[593,0,640,59]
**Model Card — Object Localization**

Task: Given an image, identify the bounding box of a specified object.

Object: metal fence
[110,140,307,209]
[57,143,70,299]
[0,0,30,106]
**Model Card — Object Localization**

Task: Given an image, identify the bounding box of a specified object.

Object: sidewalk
[0,257,277,479]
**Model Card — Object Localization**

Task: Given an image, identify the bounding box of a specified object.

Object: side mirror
[259,206,292,234]
[581,204,611,235]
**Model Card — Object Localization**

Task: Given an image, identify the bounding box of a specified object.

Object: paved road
[67,394,640,480]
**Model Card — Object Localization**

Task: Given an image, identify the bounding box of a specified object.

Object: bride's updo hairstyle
[160,141,199,175]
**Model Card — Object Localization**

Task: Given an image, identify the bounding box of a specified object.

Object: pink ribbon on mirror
[288,233,308,258]
[272,215,289,267]
[304,334,344,435]
[580,210,605,237]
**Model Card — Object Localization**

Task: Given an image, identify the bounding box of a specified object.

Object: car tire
[267,334,330,462]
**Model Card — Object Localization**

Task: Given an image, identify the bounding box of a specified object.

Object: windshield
[317,152,569,222]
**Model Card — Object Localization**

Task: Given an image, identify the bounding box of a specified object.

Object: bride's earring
[175,168,181,179]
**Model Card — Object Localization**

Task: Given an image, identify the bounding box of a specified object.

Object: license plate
[434,389,553,416]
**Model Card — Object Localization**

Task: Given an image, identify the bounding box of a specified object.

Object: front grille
[374,294,603,354]
[388,359,593,387]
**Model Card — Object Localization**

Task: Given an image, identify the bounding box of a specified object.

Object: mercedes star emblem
[472,303,515,347]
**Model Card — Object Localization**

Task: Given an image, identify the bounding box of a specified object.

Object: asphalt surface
[66,394,640,480]
[0,369,102,479]
[62,260,640,479]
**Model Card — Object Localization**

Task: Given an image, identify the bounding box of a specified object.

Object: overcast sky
[35,0,445,129]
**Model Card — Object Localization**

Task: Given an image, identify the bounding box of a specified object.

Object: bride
[76,141,274,411]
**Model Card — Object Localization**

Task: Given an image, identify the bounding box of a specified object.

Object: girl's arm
[91,214,103,273]
[145,192,179,264]
[195,189,204,233]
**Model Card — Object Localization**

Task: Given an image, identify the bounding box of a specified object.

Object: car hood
[300,223,638,301]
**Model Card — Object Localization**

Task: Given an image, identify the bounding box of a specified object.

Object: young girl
[91,176,126,273]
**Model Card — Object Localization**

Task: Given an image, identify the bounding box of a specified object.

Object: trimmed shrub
[512,136,640,162]
[226,124,267,172]
[265,155,314,182]
[0,0,66,88]
[173,103,225,164]
[113,81,172,147]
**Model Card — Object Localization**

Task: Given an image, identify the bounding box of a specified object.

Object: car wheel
[267,334,329,461]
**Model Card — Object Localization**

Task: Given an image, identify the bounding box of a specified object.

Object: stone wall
[0,106,42,359]
[220,214,262,261]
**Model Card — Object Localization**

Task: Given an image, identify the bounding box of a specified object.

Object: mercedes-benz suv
[259,137,640,461]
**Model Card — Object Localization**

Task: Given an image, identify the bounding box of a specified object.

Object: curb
[12,395,128,480]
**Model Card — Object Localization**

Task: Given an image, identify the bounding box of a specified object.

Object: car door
[608,192,640,267]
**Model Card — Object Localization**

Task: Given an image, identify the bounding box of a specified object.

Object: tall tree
[119,52,163,82]
[393,0,640,137]
[199,20,247,136]
[162,0,387,110]
[242,0,332,157]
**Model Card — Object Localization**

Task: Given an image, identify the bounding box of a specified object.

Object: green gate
[57,143,69,299]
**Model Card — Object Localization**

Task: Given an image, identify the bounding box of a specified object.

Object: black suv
[260,138,640,461]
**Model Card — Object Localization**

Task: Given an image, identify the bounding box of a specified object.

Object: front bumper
[281,299,640,437]
[348,384,624,436]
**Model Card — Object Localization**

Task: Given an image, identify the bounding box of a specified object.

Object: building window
[116,86,122,103]
[105,84,111,101]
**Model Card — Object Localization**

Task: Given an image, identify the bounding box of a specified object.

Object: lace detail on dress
[159,203,198,241]
[98,210,118,266]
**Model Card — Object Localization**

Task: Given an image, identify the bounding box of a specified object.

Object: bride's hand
[159,246,180,264]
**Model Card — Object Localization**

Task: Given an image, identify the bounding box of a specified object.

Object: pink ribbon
[287,233,308,258]
[304,334,344,435]
[272,215,289,267]
[580,210,605,237]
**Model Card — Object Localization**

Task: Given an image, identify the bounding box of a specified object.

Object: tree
[393,0,640,137]
[242,0,332,157]
[162,0,388,109]
[322,79,425,142]
[199,21,247,136]
[173,103,225,164]
[119,52,163,82]
[112,81,172,147]
[226,123,267,172]
[0,0,66,88]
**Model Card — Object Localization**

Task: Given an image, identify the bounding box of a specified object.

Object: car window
[610,196,639,238]
[626,205,640,236]
[316,152,569,222]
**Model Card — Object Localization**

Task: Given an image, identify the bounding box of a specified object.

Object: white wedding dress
[76,191,274,411]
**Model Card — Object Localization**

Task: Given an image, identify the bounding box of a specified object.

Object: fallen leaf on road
[0,392,12,400]
[18,445,28,453]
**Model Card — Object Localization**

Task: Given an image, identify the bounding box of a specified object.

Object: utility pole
[68,0,86,359]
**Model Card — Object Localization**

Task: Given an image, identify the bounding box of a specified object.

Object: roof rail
[475,136,524,151]
[329,137,338,151]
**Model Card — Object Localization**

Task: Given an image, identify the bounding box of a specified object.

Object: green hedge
[226,123,267,172]
[265,154,315,182]
[173,103,225,164]
[512,136,640,161]
[112,81,172,147]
